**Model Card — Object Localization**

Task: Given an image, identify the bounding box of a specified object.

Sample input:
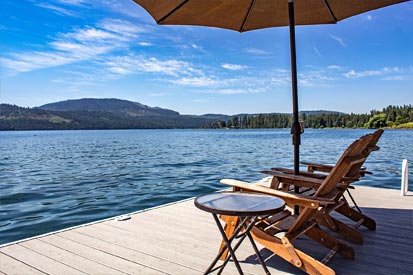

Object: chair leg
[313,212,363,245]
[251,227,335,275]
[335,203,376,230]
[305,225,355,260]
[219,215,239,260]
[345,189,362,213]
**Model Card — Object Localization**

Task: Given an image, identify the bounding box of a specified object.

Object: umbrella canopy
[132,0,408,179]
[133,0,407,32]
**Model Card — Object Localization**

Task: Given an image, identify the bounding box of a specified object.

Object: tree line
[2,103,412,130]
[0,104,219,130]
[206,105,413,129]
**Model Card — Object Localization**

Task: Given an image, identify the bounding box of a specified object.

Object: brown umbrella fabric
[133,0,407,32]
[132,0,408,181]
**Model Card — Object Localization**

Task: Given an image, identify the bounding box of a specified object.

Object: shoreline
[1,127,413,132]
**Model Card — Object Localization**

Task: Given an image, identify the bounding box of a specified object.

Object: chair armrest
[359,170,373,176]
[269,167,327,179]
[341,176,360,183]
[300,161,335,173]
[220,179,335,209]
[261,170,324,189]
[336,184,355,191]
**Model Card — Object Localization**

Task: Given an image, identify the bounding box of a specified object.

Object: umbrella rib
[323,0,338,23]
[239,0,256,32]
[157,0,191,24]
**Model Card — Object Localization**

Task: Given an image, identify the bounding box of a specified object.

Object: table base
[204,214,271,275]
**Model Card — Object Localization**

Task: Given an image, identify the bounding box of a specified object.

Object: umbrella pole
[288,0,301,214]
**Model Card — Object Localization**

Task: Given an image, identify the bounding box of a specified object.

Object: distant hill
[39,98,179,117]
[0,99,221,130]
[0,104,72,130]
[4,99,407,131]
[0,99,351,131]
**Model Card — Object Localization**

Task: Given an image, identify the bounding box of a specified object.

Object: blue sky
[0,0,412,115]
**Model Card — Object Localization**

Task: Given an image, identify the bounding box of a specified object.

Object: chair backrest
[345,129,383,178]
[288,133,375,234]
[314,133,374,197]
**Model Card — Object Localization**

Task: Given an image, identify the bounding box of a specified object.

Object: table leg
[234,216,271,275]
[204,215,272,275]
[247,231,271,275]
[203,214,246,275]
[218,216,271,275]
[217,217,251,275]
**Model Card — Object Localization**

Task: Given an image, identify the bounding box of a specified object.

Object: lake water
[0,129,412,245]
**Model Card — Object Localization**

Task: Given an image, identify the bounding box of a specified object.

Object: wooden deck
[1,186,412,275]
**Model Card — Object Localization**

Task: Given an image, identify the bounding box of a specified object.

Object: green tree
[231,116,239,128]
[365,113,387,129]
[395,115,407,125]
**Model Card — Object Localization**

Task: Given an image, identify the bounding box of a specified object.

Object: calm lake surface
[0,129,412,244]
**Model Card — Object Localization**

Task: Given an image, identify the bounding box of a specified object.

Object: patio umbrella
[132,0,408,177]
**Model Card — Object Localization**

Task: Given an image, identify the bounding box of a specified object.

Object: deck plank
[40,234,167,275]
[0,186,412,275]
[72,222,260,275]
[19,239,127,275]
[58,230,200,275]
[0,252,46,275]
[88,222,268,275]
[0,244,87,274]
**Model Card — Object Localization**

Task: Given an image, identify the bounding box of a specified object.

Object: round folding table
[195,191,285,275]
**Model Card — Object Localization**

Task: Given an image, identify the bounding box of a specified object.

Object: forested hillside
[207,105,412,129]
[1,100,411,131]
[0,100,219,130]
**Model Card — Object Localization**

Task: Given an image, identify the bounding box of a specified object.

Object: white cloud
[35,3,76,17]
[213,89,247,94]
[67,28,120,41]
[98,19,147,37]
[244,48,270,55]
[298,70,335,86]
[191,44,203,50]
[171,77,218,87]
[140,58,190,76]
[104,55,193,77]
[138,42,152,46]
[382,75,408,80]
[210,88,264,95]
[107,66,132,75]
[344,69,381,78]
[343,67,404,78]
[330,35,346,47]
[221,63,248,70]
[1,18,148,74]
[50,42,83,51]
[1,52,74,73]
[328,65,344,70]
[268,75,290,86]
[56,0,86,5]
[366,15,373,21]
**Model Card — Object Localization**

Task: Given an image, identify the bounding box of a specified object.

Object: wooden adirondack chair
[262,129,383,244]
[219,133,374,275]
[299,129,383,212]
